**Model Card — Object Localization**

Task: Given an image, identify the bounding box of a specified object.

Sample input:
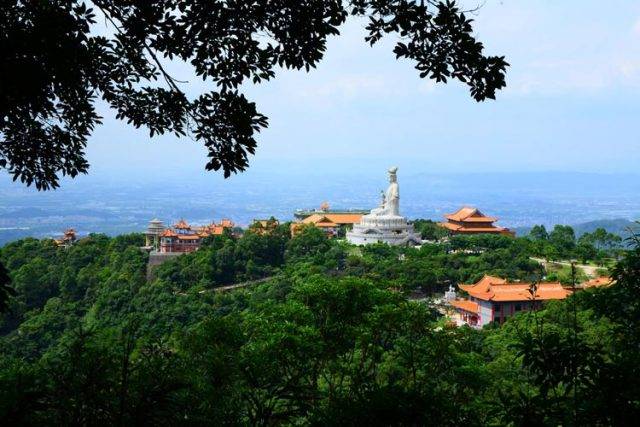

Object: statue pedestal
[347,214,421,246]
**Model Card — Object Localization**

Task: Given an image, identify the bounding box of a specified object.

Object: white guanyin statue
[368,167,400,217]
[346,166,421,246]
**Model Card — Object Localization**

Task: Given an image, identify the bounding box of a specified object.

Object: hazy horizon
[2,169,639,245]
[2,0,640,243]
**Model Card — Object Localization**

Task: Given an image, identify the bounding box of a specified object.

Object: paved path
[211,276,274,293]
[176,277,275,297]
[531,258,600,277]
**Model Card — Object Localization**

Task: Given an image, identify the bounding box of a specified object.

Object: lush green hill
[1,227,639,424]
[572,218,640,238]
[516,218,639,239]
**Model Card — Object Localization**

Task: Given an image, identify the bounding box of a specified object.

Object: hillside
[515,218,639,239]
[1,227,638,424]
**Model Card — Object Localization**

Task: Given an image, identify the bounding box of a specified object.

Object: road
[531,258,601,277]
[211,276,274,293]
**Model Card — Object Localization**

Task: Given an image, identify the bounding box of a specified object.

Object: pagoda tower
[145,219,165,251]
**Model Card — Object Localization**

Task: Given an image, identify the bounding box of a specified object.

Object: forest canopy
[1,225,637,424]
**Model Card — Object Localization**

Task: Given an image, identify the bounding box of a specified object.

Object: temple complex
[290,212,363,237]
[449,275,570,327]
[144,218,235,253]
[439,207,514,236]
[346,167,421,246]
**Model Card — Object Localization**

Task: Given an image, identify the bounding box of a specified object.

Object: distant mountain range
[514,218,640,239]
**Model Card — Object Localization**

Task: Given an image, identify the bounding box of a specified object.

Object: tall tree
[579,228,622,252]
[549,225,576,258]
[0,261,15,313]
[529,224,548,241]
[1,0,508,189]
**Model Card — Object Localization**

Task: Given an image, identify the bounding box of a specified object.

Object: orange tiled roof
[161,229,178,237]
[195,224,228,236]
[445,207,497,223]
[490,283,568,301]
[210,225,225,235]
[219,219,234,228]
[450,299,479,313]
[459,275,569,302]
[301,214,323,224]
[174,219,190,229]
[462,216,499,223]
[302,213,363,226]
[439,222,508,233]
[459,275,507,293]
[193,219,234,235]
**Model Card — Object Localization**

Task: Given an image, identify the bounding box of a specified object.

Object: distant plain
[1,170,638,245]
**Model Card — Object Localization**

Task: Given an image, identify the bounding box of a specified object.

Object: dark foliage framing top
[0,0,508,190]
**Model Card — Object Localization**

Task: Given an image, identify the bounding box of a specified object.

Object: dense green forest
[0,223,637,425]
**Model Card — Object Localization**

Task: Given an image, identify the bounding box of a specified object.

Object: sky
[3,0,640,237]
[7,0,640,186]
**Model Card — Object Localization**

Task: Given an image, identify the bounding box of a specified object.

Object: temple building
[196,219,235,237]
[54,228,77,248]
[294,201,368,221]
[290,212,363,238]
[144,218,234,253]
[346,167,422,246]
[449,275,570,328]
[439,207,514,236]
[160,221,200,253]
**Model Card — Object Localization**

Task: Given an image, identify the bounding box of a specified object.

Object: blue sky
[71,1,640,181]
